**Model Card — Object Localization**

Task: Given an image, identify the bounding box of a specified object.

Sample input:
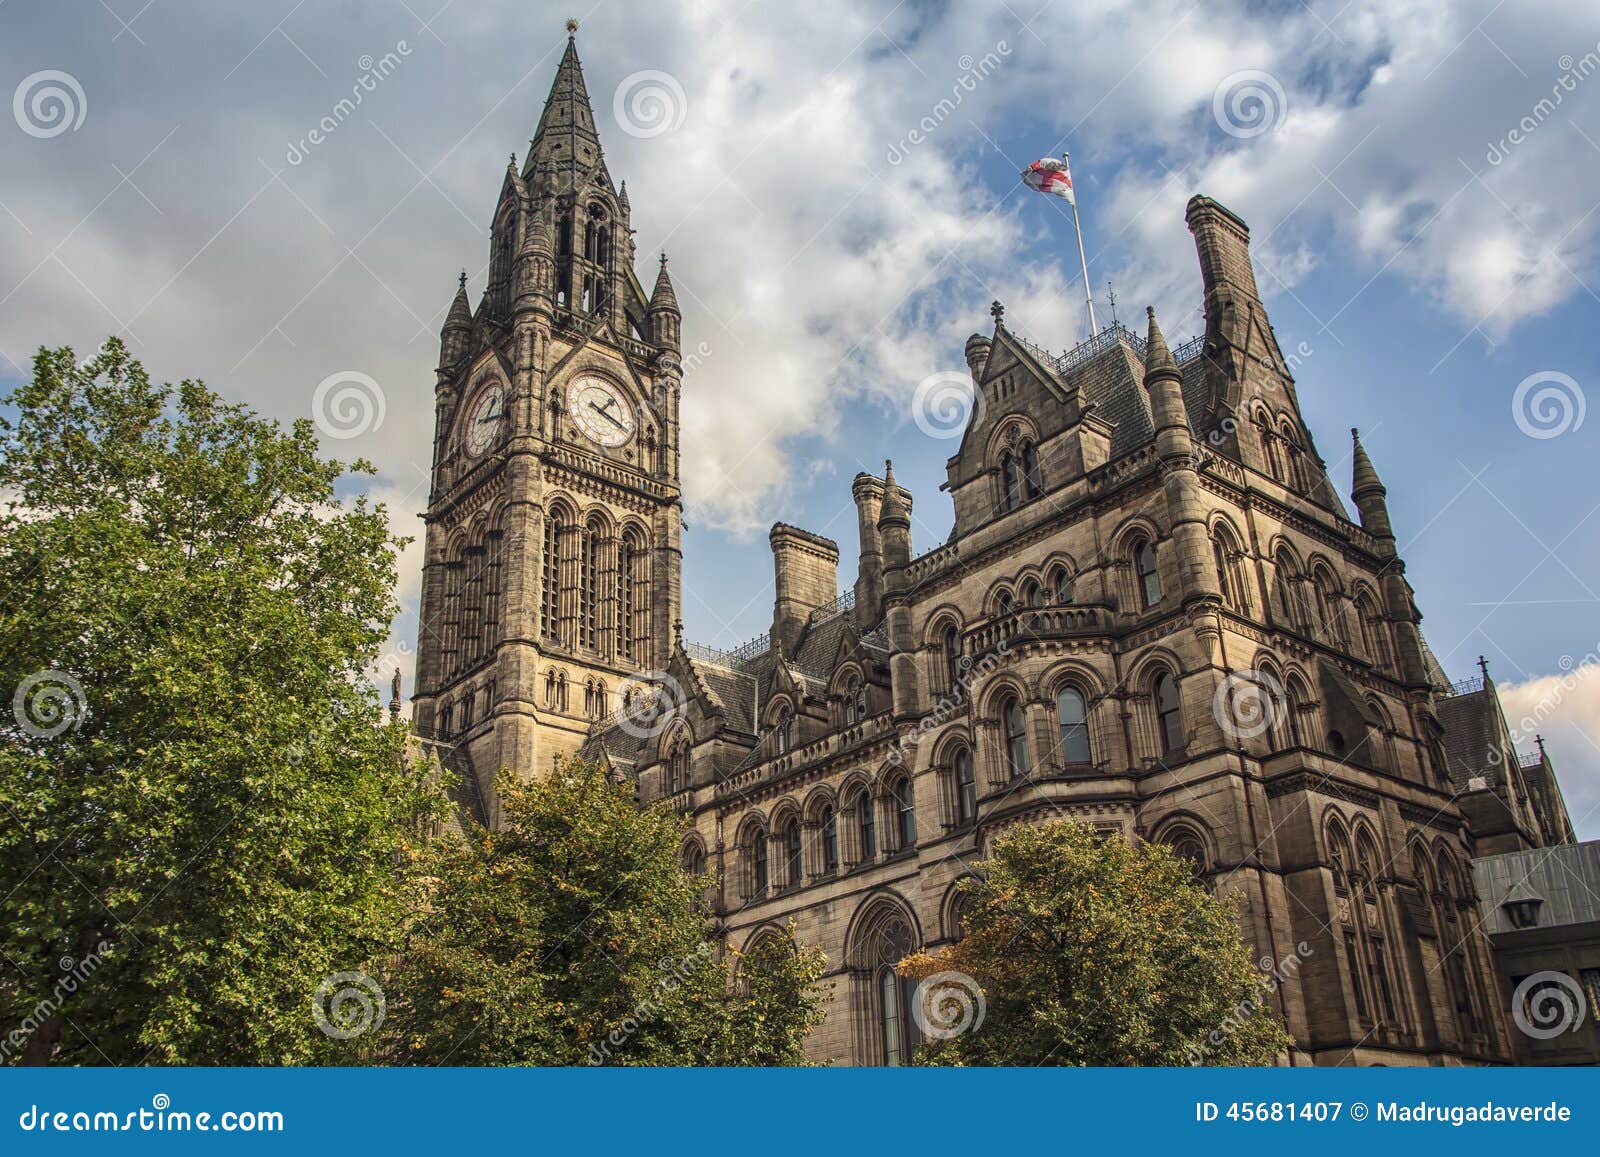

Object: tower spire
[526,21,602,186]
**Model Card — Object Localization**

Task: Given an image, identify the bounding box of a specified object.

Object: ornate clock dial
[567,376,634,448]
[465,383,505,457]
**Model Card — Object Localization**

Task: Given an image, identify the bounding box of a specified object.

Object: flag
[1021,156,1075,204]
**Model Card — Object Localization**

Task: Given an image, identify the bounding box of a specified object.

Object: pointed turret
[649,253,681,349]
[1350,428,1395,543]
[525,22,603,188]
[878,460,912,572]
[439,271,471,367]
[1145,305,1180,381]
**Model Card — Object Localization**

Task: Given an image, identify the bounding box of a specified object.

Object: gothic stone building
[413,30,1576,1066]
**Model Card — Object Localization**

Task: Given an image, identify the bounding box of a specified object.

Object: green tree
[392,760,826,1065]
[0,340,436,1064]
[900,820,1292,1066]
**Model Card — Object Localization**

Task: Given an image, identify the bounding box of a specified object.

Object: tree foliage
[391,760,826,1065]
[900,820,1292,1066]
[0,341,436,1064]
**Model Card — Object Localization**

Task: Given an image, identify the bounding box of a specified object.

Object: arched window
[1273,550,1308,630]
[995,589,1014,618]
[1153,671,1183,754]
[617,535,638,661]
[862,914,919,1066]
[683,842,705,876]
[666,736,690,794]
[543,511,565,641]
[438,703,453,738]
[1057,687,1091,765]
[1052,567,1074,604]
[942,625,963,695]
[781,818,803,887]
[1000,452,1022,510]
[1256,413,1284,481]
[1135,539,1162,608]
[1285,677,1311,747]
[1212,524,1247,612]
[1022,579,1044,608]
[954,748,977,825]
[772,705,794,754]
[752,831,769,896]
[843,674,866,725]
[1357,594,1392,672]
[891,775,916,850]
[820,805,839,873]
[1021,442,1042,497]
[580,520,603,652]
[556,671,568,712]
[1002,695,1030,778]
[857,790,878,861]
[1162,825,1209,884]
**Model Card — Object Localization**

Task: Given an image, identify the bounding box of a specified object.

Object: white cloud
[1499,664,1600,840]
[2,0,1598,540]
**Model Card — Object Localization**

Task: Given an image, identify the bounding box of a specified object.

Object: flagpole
[1065,152,1098,334]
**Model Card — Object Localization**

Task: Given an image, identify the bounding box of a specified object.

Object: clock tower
[411,24,684,823]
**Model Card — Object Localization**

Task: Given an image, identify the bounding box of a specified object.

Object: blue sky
[1,0,1596,831]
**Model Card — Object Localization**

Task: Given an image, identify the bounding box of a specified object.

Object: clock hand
[588,402,627,431]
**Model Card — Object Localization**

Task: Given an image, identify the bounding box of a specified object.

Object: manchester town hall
[410,29,1580,1066]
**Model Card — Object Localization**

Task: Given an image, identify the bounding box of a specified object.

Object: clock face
[465,383,505,457]
[567,376,634,448]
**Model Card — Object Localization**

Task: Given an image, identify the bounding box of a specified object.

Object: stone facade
[418,30,1577,1066]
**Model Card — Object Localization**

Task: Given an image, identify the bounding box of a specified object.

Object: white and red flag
[1021,156,1075,204]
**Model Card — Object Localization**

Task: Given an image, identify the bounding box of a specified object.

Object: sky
[1,0,1597,835]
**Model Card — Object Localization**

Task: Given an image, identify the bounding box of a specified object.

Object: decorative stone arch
[1110,515,1165,610]
[1040,551,1078,604]
[838,771,879,867]
[679,831,708,875]
[1151,813,1216,885]
[939,875,980,942]
[734,811,771,902]
[1282,667,1318,747]
[1208,513,1252,612]
[924,608,967,697]
[985,580,1016,618]
[844,891,925,1065]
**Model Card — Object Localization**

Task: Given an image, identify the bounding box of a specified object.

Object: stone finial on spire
[1350,427,1385,500]
[566,17,579,36]
[1144,306,1179,381]
[990,300,1005,327]
[649,253,679,314]
[673,617,684,648]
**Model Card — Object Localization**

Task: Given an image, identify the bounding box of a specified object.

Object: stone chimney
[769,523,840,658]
[851,473,885,631]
